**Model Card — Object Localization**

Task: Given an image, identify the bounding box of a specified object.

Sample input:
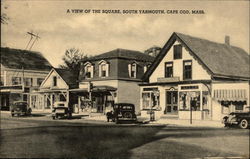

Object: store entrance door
[165,91,178,115]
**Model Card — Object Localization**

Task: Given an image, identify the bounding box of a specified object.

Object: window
[165,62,173,77]
[37,78,44,86]
[144,64,151,73]
[99,61,109,77]
[0,76,4,86]
[12,77,22,85]
[183,60,192,80]
[142,91,160,110]
[85,65,92,78]
[179,91,200,111]
[174,44,182,59]
[53,76,57,87]
[130,63,137,78]
[24,78,33,86]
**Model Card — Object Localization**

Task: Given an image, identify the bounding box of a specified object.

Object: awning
[69,86,117,93]
[213,89,247,101]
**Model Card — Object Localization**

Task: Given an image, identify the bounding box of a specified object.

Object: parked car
[223,110,250,129]
[52,102,72,119]
[106,103,137,124]
[10,101,32,117]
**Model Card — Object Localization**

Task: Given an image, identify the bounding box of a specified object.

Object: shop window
[24,78,33,86]
[174,44,182,59]
[37,78,44,86]
[179,91,200,111]
[221,101,230,114]
[165,62,173,78]
[142,91,160,110]
[183,61,192,80]
[53,76,57,87]
[12,77,22,85]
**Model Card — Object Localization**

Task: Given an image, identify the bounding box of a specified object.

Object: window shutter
[128,64,131,77]
[106,63,109,77]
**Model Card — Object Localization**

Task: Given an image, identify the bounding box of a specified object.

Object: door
[165,91,178,115]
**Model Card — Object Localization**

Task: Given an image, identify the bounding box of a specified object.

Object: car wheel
[239,119,249,129]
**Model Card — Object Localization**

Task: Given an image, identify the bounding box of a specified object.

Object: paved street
[0,112,249,159]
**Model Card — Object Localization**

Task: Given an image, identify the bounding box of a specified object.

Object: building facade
[140,32,250,121]
[0,47,52,110]
[73,48,154,114]
[31,68,78,111]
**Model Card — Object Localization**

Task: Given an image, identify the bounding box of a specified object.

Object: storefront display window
[142,91,160,110]
[179,91,200,111]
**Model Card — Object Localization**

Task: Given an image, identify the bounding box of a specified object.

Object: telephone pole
[22,32,41,95]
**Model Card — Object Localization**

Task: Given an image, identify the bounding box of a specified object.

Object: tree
[1,2,9,24]
[59,48,89,76]
[144,46,161,57]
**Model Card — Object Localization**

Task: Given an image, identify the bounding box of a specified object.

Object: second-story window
[174,44,182,59]
[99,60,109,77]
[130,63,137,78]
[165,62,173,78]
[85,65,91,78]
[24,78,33,86]
[37,78,44,86]
[53,76,57,86]
[12,77,22,85]
[183,60,192,80]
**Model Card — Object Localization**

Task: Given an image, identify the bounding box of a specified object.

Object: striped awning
[213,89,247,101]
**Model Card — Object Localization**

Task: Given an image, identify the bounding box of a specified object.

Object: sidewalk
[151,117,224,128]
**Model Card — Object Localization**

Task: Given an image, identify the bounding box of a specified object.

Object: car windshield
[13,102,27,108]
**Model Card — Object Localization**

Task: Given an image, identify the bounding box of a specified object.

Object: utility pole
[22,32,40,98]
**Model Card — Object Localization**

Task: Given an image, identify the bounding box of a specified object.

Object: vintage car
[223,111,250,129]
[52,102,72,119]
[106,103,137,124]
[10,101,32,117]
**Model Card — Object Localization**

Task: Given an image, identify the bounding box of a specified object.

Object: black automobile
[107,103,137,124]
[223,111,250,129]
[10,101,32,117]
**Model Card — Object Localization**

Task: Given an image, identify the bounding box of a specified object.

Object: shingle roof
[0,47,52,71]
[54,68,78,88]
[144,32,250,80]
[85,48,154,62]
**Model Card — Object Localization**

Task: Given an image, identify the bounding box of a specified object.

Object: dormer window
[128,63,137,78]
[144,63,151,73]
[98,60,109,77]
[174,44,182,59]
[84,62,94,79]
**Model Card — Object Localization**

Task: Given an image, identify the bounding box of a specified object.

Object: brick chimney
[225,35,230,45]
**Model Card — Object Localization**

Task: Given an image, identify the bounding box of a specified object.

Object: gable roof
[84,48,155,62]
[143,32,250,81]
[54,68,78,88]
[0,47,52,71]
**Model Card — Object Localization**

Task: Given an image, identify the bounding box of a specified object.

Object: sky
[1,0,249,67]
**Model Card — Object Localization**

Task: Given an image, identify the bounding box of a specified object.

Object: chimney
[225,35,230,45]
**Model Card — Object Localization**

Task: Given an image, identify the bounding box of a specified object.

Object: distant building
[72,48,155,113]
[0,47,52,110]
[140,32,250,121]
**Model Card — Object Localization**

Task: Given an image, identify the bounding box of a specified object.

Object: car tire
[239,119,249,129]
